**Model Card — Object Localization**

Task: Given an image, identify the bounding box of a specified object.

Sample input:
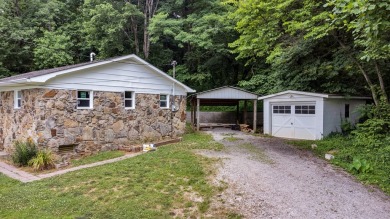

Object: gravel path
[201,128,390,219]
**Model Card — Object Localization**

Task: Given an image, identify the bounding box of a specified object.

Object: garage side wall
[323,99,366,136]
[0,89,187,157]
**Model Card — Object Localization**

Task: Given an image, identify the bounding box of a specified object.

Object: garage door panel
[271,103,317,139]
[272,115,293,137]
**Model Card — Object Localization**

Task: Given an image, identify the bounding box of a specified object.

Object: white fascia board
[258,90,330,100]
[0,81,43,92]
[326,96,372,100]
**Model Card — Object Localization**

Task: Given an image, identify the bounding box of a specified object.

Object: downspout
[171,60,177,138]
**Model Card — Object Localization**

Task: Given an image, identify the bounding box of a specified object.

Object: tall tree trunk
[332,34,379,105]
[374,61,388,103]
[130,17,140,55]
[142,0,159,59]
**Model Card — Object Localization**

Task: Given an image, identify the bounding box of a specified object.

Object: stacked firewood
[240,124,252,133]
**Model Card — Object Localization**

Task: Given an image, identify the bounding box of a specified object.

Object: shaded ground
[202,128,390,219]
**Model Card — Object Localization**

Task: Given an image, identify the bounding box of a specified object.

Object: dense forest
[0,0,389,102]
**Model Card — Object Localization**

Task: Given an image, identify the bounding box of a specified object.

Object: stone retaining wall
[0,89,186,159]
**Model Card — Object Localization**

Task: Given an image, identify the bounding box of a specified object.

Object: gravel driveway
[201,128,390,219]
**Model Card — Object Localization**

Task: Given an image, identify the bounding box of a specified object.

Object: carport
[189,86,259,132]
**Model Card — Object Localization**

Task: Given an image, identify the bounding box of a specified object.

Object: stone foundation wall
[0,89,186,158]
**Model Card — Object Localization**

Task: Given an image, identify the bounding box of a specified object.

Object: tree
[227,0,389,102]
[149,0,250,91]
[33,31,74,69]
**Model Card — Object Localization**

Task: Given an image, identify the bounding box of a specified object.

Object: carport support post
[236,101,240,124]
[196,98,200,131]
[253,100,257,133]
[244,100,248,124]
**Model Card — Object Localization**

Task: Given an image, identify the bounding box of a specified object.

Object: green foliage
[33,31,74,69]
[11,139,38,167]
[340,119,355,135]
[228,0,389,98]
[352,100,390,150]
[28,150,55,171]
[326,0,390,61]
[349,158,372,174]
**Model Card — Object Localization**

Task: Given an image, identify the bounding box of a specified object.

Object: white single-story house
[259,90,370,140]
[0,54,195,158]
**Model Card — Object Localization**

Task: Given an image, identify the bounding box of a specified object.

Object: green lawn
[71,150,126,167]
[0,132,229,218]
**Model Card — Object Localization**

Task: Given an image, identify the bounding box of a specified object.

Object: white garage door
[271,104,317,140]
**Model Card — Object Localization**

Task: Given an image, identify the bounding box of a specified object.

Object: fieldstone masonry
[0,89,186,159]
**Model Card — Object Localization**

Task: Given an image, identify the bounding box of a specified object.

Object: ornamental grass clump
[28,150,55,171]
[11,138,38,166]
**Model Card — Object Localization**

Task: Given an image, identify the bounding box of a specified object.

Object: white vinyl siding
[14,90,22,109]
[41,60,189,95]
[124,91,135,109]
[77,90,93,109]
[159,94,169,108]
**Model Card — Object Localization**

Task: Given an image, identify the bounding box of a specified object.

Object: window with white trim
[14,90,22,109]
[295,105,315,114]
[124,91,135,109]
[77,90,93,109]
[273,105,291,114]
[159,94,169,108]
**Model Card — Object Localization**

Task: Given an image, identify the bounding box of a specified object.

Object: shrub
[340,119,355,135]
[349,157,372,174]
[352,99,390,151]
[28,150,55,171]
[11,139,38,166]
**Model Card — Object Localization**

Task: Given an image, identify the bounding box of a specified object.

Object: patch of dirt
[201,128,390,219]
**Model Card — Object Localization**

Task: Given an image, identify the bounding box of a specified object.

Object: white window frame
[77,90,93,109]
[124,91,135,109]
[159,94,170,109]
[14,90,22,109]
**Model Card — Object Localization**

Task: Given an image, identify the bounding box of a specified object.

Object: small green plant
[28,150,55,171]
[341,119,355,135]
[11,138,38,166]
[349,158,372,174]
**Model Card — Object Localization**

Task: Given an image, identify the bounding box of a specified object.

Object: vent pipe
[90,52,96,62]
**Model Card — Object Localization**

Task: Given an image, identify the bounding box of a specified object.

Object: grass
[71,150,126,167]
[223,136,243,142]
[287,135,390,195]
[222,134,243,142]
[0,132,232,218]
[239,143,274,164]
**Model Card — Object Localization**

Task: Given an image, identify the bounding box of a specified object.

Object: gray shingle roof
[0,57,118,82]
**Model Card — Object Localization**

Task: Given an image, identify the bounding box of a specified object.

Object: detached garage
[259,90,370,140]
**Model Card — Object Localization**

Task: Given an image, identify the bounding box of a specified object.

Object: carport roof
[192,86,258,100]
